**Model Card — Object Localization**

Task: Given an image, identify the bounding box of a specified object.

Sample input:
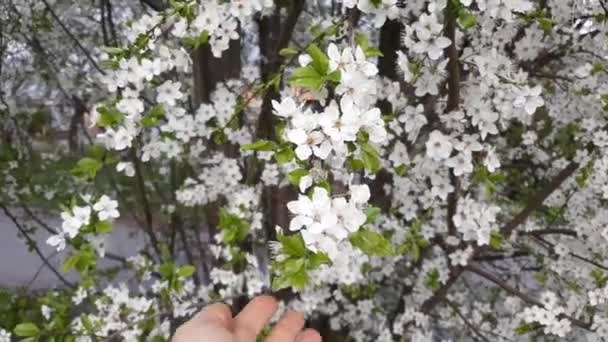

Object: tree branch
[1,205,76,289]
[139,0,168,11]
[465,264,592,330]
[130,146,162,258]
[421,161,581,314]
[500,161,579,238]
[41,0,105,74]
[446,301,492,342]
[444,1,461,238]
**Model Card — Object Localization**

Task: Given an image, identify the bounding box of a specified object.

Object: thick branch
[140,0,168,11]
[500,162,579,238]
[444,2,461,237]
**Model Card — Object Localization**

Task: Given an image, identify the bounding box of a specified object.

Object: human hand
[172,295,321,342]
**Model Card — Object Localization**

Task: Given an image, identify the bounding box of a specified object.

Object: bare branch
[1,205,76,289]
[466,264,592,330]
[41,0,105,74]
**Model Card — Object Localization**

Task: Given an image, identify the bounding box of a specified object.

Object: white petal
[350,184,371,204]
[295,144,312,160]
[313,140,333,160]
[286,129,307,144]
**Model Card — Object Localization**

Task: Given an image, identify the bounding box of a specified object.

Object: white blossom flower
[425,130,453,161]
[287,187,337,234]
[156,80,183,106]
[93,195,120,221]
[116,162,135,177]
[47,232,67,251]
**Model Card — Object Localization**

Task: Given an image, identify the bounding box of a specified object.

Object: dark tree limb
[421,161,581,314]
[500,162,579,238]
[140,0,168,11]
[130,146,162,259]
[443,2,461,238]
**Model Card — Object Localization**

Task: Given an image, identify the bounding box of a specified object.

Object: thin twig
[41,0,105,74]
[1,204,76,289]
[465,264,592,330]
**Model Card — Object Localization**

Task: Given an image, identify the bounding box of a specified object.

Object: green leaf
[140,104,165,128]
[288,169,309,187]
[289,66,324,90]
[219,209,250,244]
[306,44,329,75]
[360,143,381,174]
[100,46,123,55]
[458,10,476,29]
[290,267,309,289]
[365,207,381,224]
[348,158,365,171]
[177,265,196,278]
[279,47,298,58]
[14,323,40,337]
[97,106,124,128]
[81,315,94,332]
[283,258,305,275]
[274,147,295,164]
[71,157,102,179]
[309,252,331,269]
[95,220,113,234]
[489,230,503,250]
[538,17,554,34]
[350,229,392,256]
[515,322,538,335]
[198,30,209,46]
[272,274,291,291]
[86,144,107,161]
[357,130,370,143]
[158,263,175,279]
[592,269,608,288]
[355,33,383,57]
[241,139,277,151]
[63,255,80,272]
[278,233,307,258]
[326,70,341,82]
[394,164,411,177]
[212,129,227,145]
[423,269,440,290]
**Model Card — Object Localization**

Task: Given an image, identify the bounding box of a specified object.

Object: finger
[265,311,305,342]
[234,295,278,341]
[194,302,233,328]
[173,303,233,342]
[295,328,322,342]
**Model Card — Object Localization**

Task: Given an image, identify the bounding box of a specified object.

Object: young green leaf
[241,139,277,151]
[14,323,40,337]
[350,229,392,256]
[72,157,102,179]
[177,265,196,278]
[306,44,329,75]
[288,169,309,187]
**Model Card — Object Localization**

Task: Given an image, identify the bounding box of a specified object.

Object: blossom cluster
[47,195,119,255]
[285,185,370,259]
